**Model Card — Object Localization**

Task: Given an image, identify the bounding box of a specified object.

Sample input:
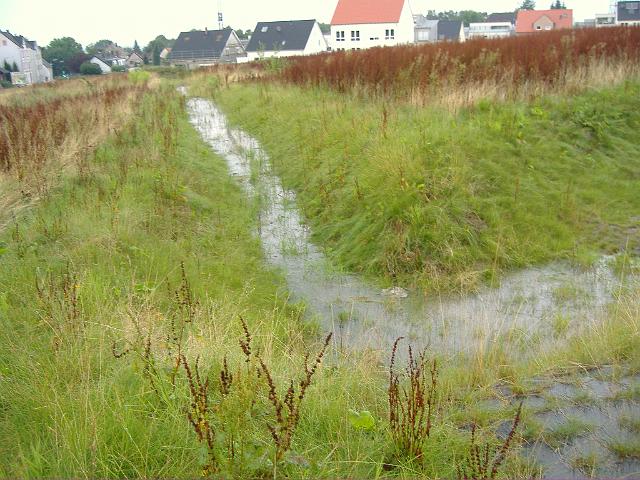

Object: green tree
[550,1,566,8]
[519,0,536,9]
[133,40,142,54]
[3,60,12,72]
[12,61,18,72]
[87,39,115,55]
[152,45,161,65]
[425,10,487,26]
[79,61,102,75]
[43,37,84,76]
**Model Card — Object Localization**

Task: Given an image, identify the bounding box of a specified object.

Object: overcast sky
[1,0,614,48]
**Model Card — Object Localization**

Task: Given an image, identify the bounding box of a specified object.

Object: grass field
[211,80,640,292]
[1,30,639,478]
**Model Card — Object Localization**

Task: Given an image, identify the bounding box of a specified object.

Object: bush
[0,79,13,89]
[79,62,103,75]
[128,70,151,85]
[111,65,126,73]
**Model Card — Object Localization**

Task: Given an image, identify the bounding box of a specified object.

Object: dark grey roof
[437,20,463,41]
[618,1,640,21]
[169,28,232,59]
[246,20,316,52]
[1,30,39,50]
[486,12,516,23]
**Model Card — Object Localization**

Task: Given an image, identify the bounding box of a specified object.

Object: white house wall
[303,23,328,55]
[0,33,24,71]
[330,0,414,50]
[247,49,306,61]
[90,57,112,73]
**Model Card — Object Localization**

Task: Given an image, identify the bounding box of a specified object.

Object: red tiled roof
[516,9,573,33]
[331,0,406,26]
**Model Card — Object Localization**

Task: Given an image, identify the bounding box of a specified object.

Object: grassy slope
[0,81,637,479]
[0,87,281,477]
[214,82,640,291]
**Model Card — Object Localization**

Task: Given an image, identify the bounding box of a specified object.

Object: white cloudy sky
[1,0,613,48]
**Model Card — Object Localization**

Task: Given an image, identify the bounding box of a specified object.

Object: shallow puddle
[185,96,637,357]
[185,95,639,479]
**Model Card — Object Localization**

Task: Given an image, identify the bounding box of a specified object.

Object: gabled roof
[486,12,517,24]
[414,15,438,29]
[246,20,316,52]
[331,0,406,26]
[516,9,573,33]
[128,51,144,61]
[618,1,640,21]
[90,56,111,67]
[0,30,37,50]
[437,20,463,41]
[169,28,232,59]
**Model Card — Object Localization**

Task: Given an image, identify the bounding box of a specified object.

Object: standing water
[185,96,637,357]
[185,94,639,479]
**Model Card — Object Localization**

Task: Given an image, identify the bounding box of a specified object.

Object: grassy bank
[212,81,640,291]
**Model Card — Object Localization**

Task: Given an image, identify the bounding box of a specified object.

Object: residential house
[617,1,640,26]
[437,20,466,42]
[127,51,144,68]
[330,0,414,51]
[0,29,52,84]
[468,21,514,38]
[414,15,438,43]
[159,47,172,60]
[595,12,616,27]
[515,9,573,34]
[168,28,246,68]
[89,56,112,73]
[245,20,327,61]
[468,13,516,39]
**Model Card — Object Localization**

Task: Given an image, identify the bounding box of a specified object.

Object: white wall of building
[468,22,514,39]
[89,57,112,73]
[0,33,24,71]
[330,1,414,50]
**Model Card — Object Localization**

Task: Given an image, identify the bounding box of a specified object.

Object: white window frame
[336,30,345,42]
[351,30,360,41]
[385,29,395,40]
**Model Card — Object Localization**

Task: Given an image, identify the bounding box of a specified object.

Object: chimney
[205,27,208,35]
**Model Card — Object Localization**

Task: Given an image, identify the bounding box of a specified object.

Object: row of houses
[0,30,52,85]
[167,0,640,68]
[88,51,146,73]
[4,1,640,81]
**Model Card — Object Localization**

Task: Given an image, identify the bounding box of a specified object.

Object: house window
[351,30,360,41]
[536,25,542,30]
[336,30,345,42]
[385,29,395,40]
[1,40,6,46]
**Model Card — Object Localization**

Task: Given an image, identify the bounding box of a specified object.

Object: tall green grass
[213,81,640,291]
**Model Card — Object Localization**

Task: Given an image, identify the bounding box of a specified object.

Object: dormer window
[261,26,268,33]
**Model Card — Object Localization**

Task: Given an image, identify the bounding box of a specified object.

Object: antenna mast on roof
[217,0,224,29]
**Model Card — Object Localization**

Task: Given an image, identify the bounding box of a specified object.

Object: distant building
[486,12,517,24]
[595,12,616,27]
[414,15,438,43]
[617,1,640,26]
[89,56,112,73]
[127,51,144,68]
[330,0,415,51]
[515,9,573,34]
[437,20,466,42]
[0,29,52,84]
[468,12,516,39]
[468,21,515,39]
[245,20,327,61]
[159,47,172,60]
[168,28,246,68]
